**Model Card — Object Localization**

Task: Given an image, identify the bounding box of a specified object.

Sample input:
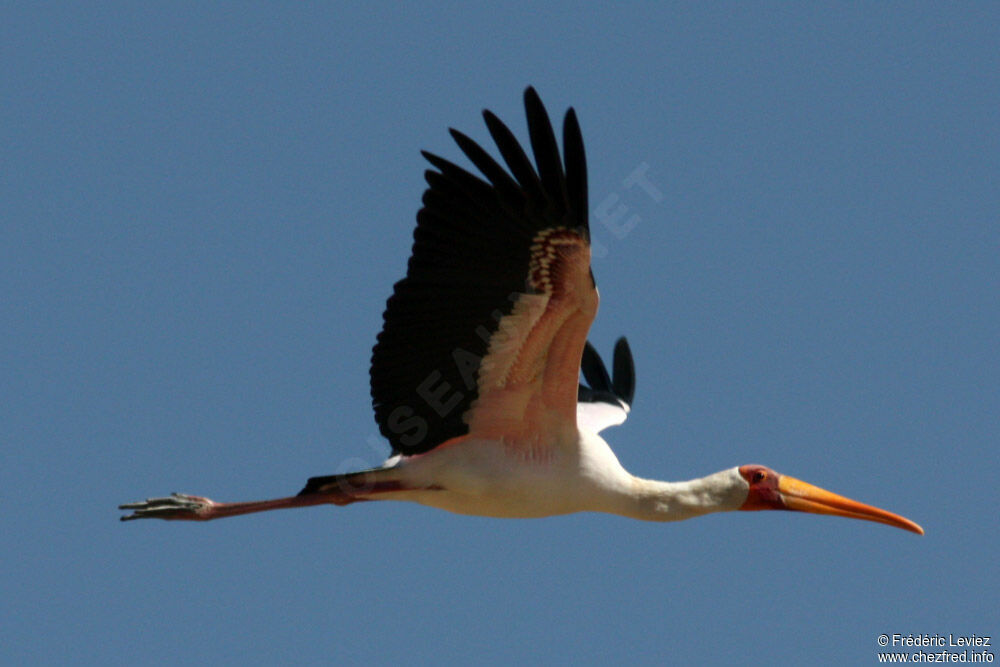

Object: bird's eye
[752,470,766,484]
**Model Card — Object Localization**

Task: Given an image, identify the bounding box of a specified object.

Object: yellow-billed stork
[120,88,923,535]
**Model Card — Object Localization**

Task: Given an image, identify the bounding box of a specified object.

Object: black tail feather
[297,469,385,497]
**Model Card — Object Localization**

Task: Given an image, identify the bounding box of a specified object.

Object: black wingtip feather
[578,338,635,409]
[449,127,520,196]
[612,337,636,406]
[563,108,587,227]
[482,109,541,196]
[581,341,613,393]
[523,87,566,208]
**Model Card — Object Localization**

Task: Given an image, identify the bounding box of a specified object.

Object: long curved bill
[779,475,924,535]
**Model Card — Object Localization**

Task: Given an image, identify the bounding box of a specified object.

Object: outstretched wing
[370,87,595,456]
[577,338,635,434]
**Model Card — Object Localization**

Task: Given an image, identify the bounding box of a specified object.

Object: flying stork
[120,88,923,535]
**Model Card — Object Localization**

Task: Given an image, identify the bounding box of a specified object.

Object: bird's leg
[118,473,413,522]
[119,464,417,522]
[118,491,342,521]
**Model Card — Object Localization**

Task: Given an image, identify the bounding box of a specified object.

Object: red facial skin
[738,464,784,511]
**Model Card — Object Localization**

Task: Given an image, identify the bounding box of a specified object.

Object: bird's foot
[119,493,215,521]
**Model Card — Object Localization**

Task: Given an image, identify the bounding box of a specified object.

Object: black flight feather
[370,87,589,456]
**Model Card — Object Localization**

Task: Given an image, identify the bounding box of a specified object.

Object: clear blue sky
[3,4,997,665]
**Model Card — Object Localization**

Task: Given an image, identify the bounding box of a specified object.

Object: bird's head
[737,464,923,534]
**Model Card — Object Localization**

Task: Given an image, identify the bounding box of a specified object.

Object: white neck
[615,467,749,523]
